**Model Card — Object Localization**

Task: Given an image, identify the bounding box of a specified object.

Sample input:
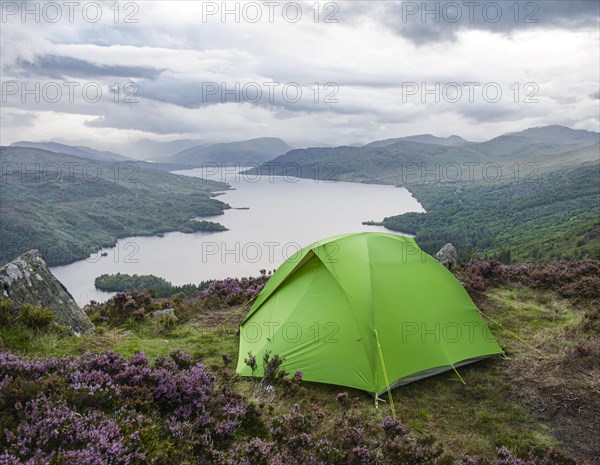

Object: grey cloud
[10,55,163,80]
[0,111,39,127]
[452,100,546,123]
[381,0,600,43]
[84,106,202,135]
[135,77,358,115]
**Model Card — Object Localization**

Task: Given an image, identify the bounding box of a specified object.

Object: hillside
[249,126,599,184]
[167,137,292,166]
[373,161,600,262]
[0,147,230,266]
[245,126,599,263]
[11,141,196,172]
[0,260,598,464]
[364,134,469,148]
[11,141,132,162]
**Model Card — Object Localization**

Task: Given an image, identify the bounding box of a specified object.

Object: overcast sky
[1,1,599,157]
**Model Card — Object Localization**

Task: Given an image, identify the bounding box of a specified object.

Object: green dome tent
[236,232,502,395]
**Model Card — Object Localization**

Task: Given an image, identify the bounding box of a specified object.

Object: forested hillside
[0,147,229,266]
[376,162,600,262]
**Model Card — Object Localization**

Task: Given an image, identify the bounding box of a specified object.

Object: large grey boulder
[0,250,94,335]
[435,243,457,266]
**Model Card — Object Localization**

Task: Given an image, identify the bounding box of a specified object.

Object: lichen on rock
[0,250,94,334]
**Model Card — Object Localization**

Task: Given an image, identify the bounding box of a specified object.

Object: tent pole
[374,329,397,420]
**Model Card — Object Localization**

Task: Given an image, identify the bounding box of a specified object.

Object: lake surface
[51,168,425,306]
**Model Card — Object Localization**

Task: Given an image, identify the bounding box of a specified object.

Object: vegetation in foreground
[0,146,229,267]
[1,261,598,464]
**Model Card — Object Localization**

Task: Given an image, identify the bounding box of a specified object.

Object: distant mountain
[527,142,600,170]
[365,134,468,148]
[120,138,207,161]
[9,141,197,172]
[168,137,292,166]
[250,141,486,184]
[467,125,599,160]
[249,125,600,184]
[11,141,132,162]
[508,125,600,146]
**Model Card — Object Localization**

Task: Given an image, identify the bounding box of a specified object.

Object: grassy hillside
[0,147,230,266]
[1,261,598,464]
[376,162,600,262]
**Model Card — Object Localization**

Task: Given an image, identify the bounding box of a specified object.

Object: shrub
[244,351,258,377]
[17,303,55,330]
[0,349,577,465]
[86,290,154,326]
[200,276,269,307]
[281,370,303,397]
[0,298,14,325]
[258,351,287,394]
[457,259,600,301]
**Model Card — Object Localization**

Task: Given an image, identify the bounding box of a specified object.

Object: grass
[0,285,595,462]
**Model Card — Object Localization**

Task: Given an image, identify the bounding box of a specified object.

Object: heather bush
[244,351,258,377]
[336,391,351,414]
[269,403,317,463]
[1,396,148,464]
[381,416,410,439]
[462,446,577,465]
[0,350,254,463]
[259,351,287,393]
[281,370,303,397]
[335,391,362,417]
[458,259,600,301]
[84,275,269,328]
[0,349,571,465]
[86,290,155,325]
[200,276,269,307]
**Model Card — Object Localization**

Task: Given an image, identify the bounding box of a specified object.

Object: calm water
[52,168,425,306]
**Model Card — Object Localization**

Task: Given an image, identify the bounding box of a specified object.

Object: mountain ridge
[167,137,292,166]
[248,125,600,184]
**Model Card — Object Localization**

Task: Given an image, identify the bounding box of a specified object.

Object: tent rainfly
[236,232,503,395]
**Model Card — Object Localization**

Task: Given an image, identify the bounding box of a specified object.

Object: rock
[0,250,94,335]
[435,243,457,266]
[151,308,177,319]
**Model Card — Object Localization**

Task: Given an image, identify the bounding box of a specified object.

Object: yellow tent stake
[478,309,547,358]
[374,330,397,420]
[451,364,466,385]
